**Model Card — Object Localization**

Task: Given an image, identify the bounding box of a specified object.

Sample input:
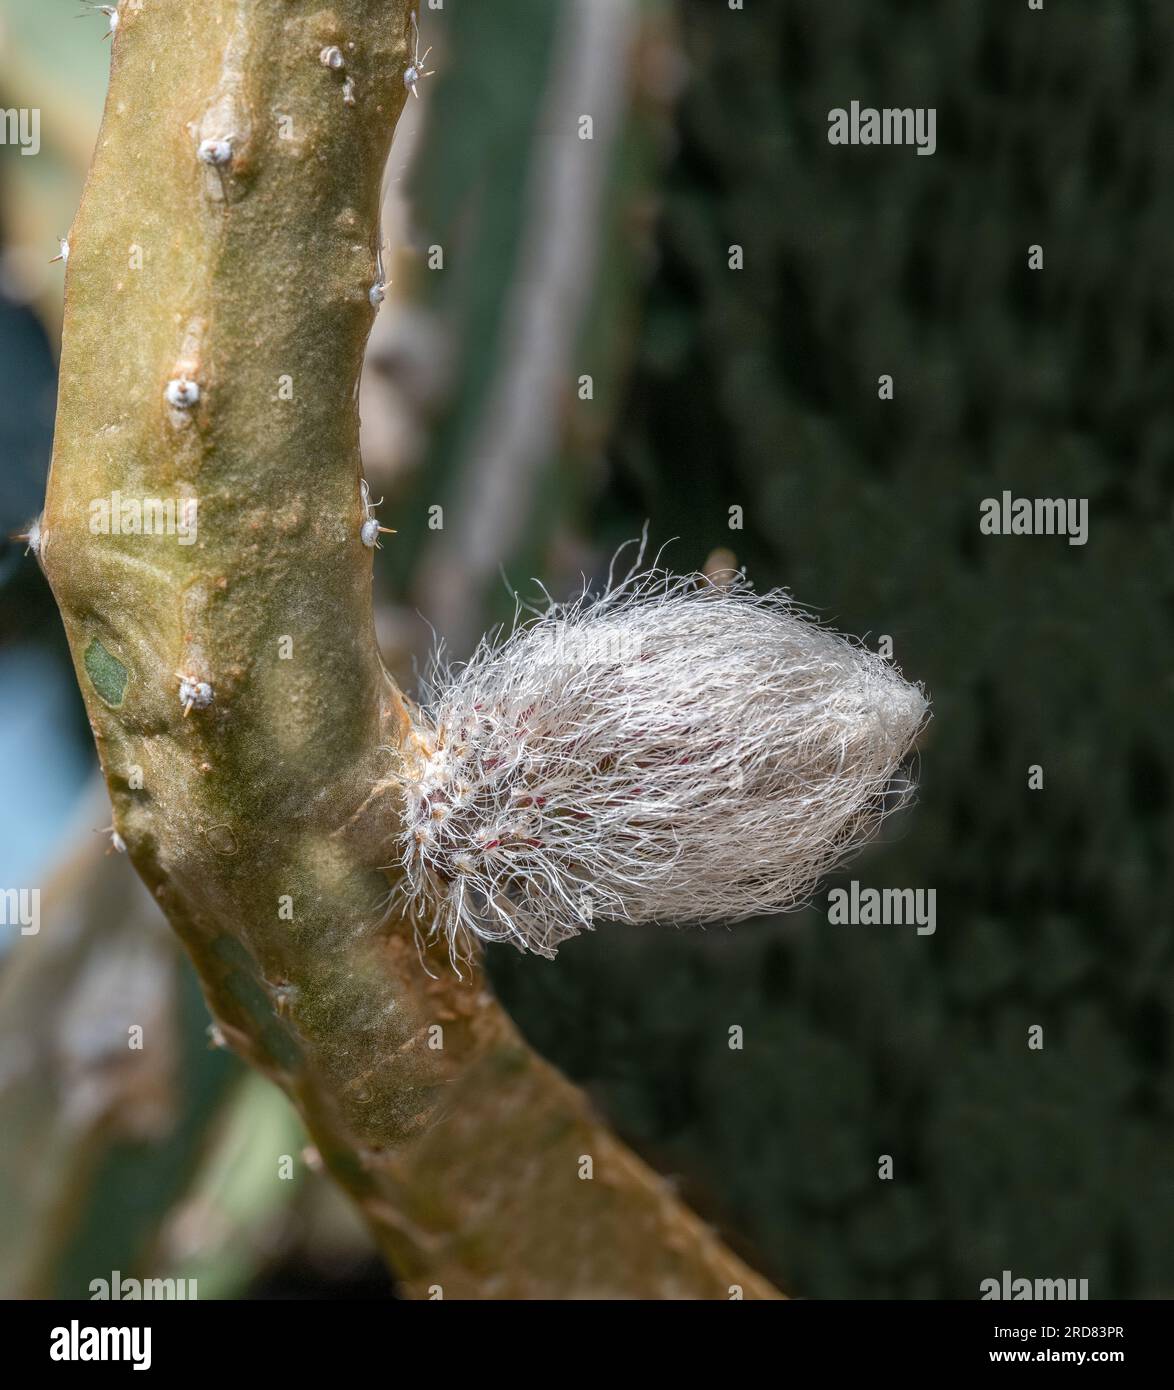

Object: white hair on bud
[387,552,929,964]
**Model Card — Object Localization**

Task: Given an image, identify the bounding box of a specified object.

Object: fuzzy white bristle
[387,565,929,962]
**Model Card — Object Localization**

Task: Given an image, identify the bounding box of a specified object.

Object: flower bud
[392,570,929,961]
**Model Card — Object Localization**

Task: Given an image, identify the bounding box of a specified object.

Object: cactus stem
[41,0,781,1300]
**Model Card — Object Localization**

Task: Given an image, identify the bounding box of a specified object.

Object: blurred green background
[0,0,1170,1299]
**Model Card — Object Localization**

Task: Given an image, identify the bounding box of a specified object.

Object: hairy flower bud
[390,569,929,961]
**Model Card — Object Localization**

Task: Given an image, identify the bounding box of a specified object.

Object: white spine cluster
[390,567,929,962]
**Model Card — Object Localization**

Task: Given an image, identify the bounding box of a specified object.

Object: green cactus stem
[39,0,780,1298]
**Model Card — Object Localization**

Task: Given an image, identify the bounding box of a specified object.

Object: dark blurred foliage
[0,295,62,642]
[492,0,1174,1297]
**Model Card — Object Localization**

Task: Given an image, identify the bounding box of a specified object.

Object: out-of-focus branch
[0,790,239,1297]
